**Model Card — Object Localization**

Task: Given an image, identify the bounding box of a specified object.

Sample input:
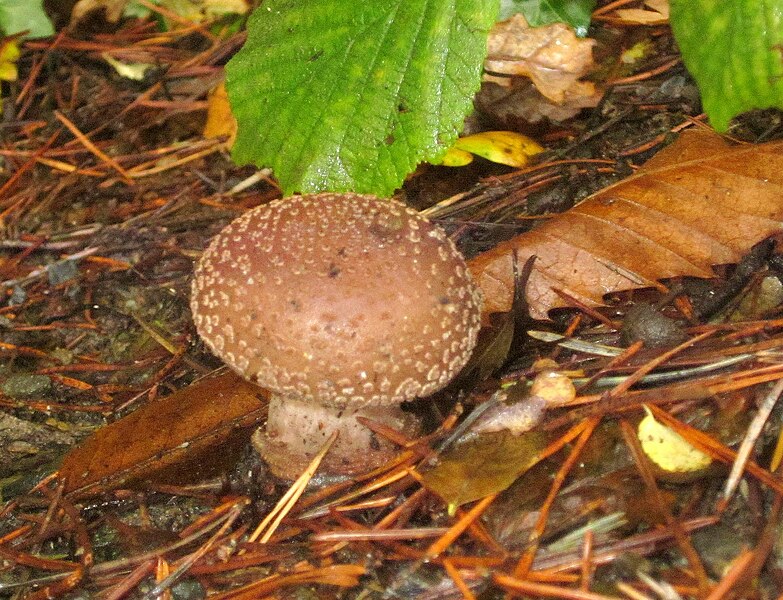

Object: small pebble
[620,303,687,348]
[171,578,206,600]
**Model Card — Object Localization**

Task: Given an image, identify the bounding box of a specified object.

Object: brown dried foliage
[59,372,267,498]
[469,130,783,319]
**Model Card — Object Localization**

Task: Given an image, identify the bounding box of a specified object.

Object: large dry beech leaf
[469,131,783,320]
[59,372,267,499]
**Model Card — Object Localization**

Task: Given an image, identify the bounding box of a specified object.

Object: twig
[248,432,338,544]
[720,377,783,510]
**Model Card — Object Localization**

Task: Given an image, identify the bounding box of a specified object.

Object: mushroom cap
[191,193,482,406]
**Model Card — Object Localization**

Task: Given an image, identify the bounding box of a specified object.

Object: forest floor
[2,3,783,599]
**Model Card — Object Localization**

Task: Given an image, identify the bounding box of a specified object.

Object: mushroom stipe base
[254,394,422,479]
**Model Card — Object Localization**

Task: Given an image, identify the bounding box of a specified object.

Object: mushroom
[191,193,482,479]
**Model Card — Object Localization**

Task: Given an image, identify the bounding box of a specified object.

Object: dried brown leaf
[71,0,127,24]
[484,15,597,104]
[476,79,600,125]
[422,430,549,508]
[468,130,783,319]
[59,372,267,498]
[616,0,670,25]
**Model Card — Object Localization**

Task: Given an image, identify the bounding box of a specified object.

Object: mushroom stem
[256,394,422,479]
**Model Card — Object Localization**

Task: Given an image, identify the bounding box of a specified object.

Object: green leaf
[499,0,595,37]
[670,0,783,132]
[225,0,498,196]
[0,0,53,38]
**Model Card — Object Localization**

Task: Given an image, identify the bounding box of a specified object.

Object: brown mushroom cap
[191,193,482,406]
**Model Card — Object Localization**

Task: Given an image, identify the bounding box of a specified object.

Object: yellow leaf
[453,131,543,167]
[102,53,154,81]
[0,40,20,82]
[204,0,249,17]
[621,40,653,65]
[0,62,17,82]
[433,146,474,167]
[203,81,237,145]
[0,40,20,62]
[637,406,712,474]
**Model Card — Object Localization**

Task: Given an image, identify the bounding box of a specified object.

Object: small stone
[47,259,79,285]
[171,578,206,600]
[620,303,686,348]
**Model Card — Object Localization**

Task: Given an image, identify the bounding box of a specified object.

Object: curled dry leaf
[615,0,670,26]
[484,14,599,105]
[468,130,783,320]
